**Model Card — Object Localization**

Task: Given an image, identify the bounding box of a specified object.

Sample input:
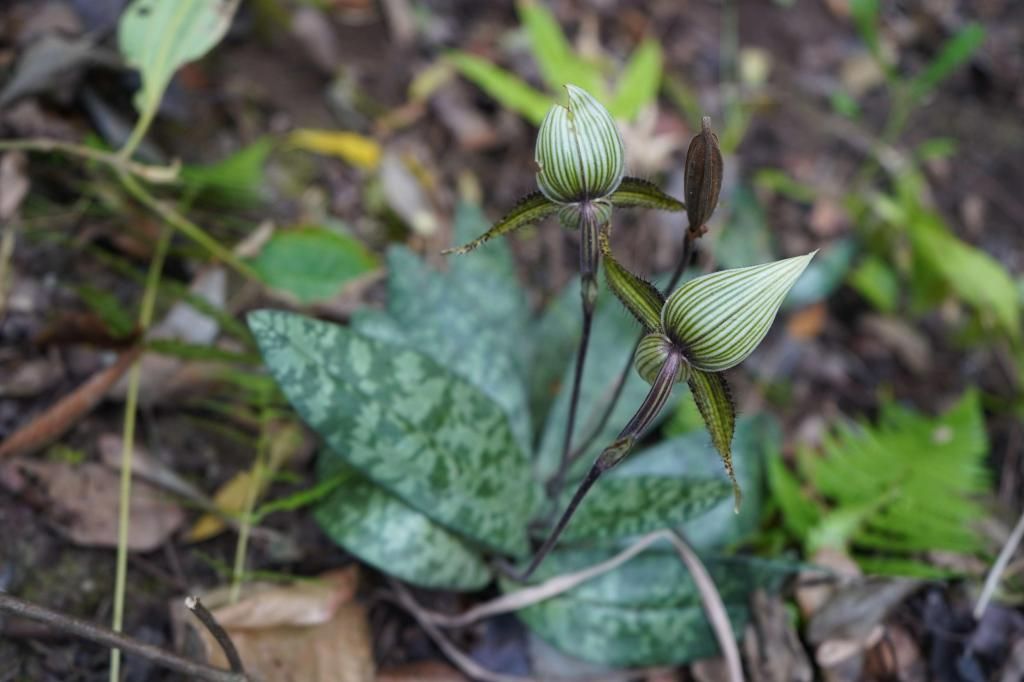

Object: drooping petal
[609,176,686,213]
[634,333,688,385]
[598,225,664,331]
[662,252,816,372]
[444,192,559,255]
[688,368,740,511]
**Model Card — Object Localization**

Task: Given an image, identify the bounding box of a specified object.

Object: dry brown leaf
[183,567,372,682]
[188,421,311,541]
[0,346,141,458]
[0,458,184,550]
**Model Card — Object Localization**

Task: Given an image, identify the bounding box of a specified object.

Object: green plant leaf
[848,254,900,314]
[618,415,780,551]
[687,369,739,510]
[504,549,794,667]
[776,390,991,573]
[557,476,729,544]
[444,192,558,255]
[118,0,240,117]
[526,279,581,426]
[608,39,663,120]
[248,310,540,556]
[180,138,273,207]
[662,252,815,372]
[908,212,1020,342]
[608,176,685,212]
[446,51,554,125]
[910,23,985,101]
[76,285,135,337]
[377,203,535,453]
[314,458,491,591]
[248,226,378,304]
[516,0,604,98]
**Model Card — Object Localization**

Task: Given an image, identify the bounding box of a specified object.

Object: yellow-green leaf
[288,129,381,170]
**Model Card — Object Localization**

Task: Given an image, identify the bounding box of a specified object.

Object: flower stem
[513,352,683,581]
[563,229,697,467]
[547,204,601,498]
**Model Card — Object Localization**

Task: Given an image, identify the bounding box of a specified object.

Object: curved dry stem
[0,138,179,183]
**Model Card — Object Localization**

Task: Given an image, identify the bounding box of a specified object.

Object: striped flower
[599,237,816,510]
[661,252,816,372]
[535,84,625,204]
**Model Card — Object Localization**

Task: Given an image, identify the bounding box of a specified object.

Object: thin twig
[110,226,171,681]
[426,531,673,628]
[185,596,245,674]
[385,579,658,682]
[666,530,744,682]
[974,504,1024,619]
[512,354,684,581]
[0,138,179,183]
[0,593,247,682]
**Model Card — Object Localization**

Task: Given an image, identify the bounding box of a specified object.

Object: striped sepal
[662,252,816,372]
[598,225,664,331]
[687,368,740,511]
[444,191,558,255]
[609,176,685,213]
[535,84,625,204]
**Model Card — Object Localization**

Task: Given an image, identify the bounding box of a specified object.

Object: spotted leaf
[249,310,540,556]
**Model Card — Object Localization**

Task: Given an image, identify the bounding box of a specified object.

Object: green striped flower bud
[635,333,689,385]
[661,252,816,372]
[535,84,625,204]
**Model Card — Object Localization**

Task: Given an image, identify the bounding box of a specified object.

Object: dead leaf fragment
[181,567,372,682]
[0,458,184,550]
[378,661,467,682]
[0,347,141,458]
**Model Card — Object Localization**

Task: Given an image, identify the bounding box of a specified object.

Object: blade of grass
[110,225,172,681]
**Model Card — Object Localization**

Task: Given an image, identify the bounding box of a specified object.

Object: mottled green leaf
[617,415,781,551]
[119,0,240,117]
[688,369,739,510]
[558,475,729,544]
[248,310,539,555]
[608,39,663,120]
[662,252,815,372]
[444,192,558,255]
[248,226,378,304]
[527,281,580,427]
[608,176,685,212]
[505,549,795,667]
[516,0,605,99]
[446,51,553,125]
[315,458,491,591]
[380,203,535,452]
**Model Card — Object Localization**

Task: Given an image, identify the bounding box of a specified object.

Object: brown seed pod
[684,116,723,232]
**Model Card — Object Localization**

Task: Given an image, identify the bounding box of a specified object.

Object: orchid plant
[449,84,814,578]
